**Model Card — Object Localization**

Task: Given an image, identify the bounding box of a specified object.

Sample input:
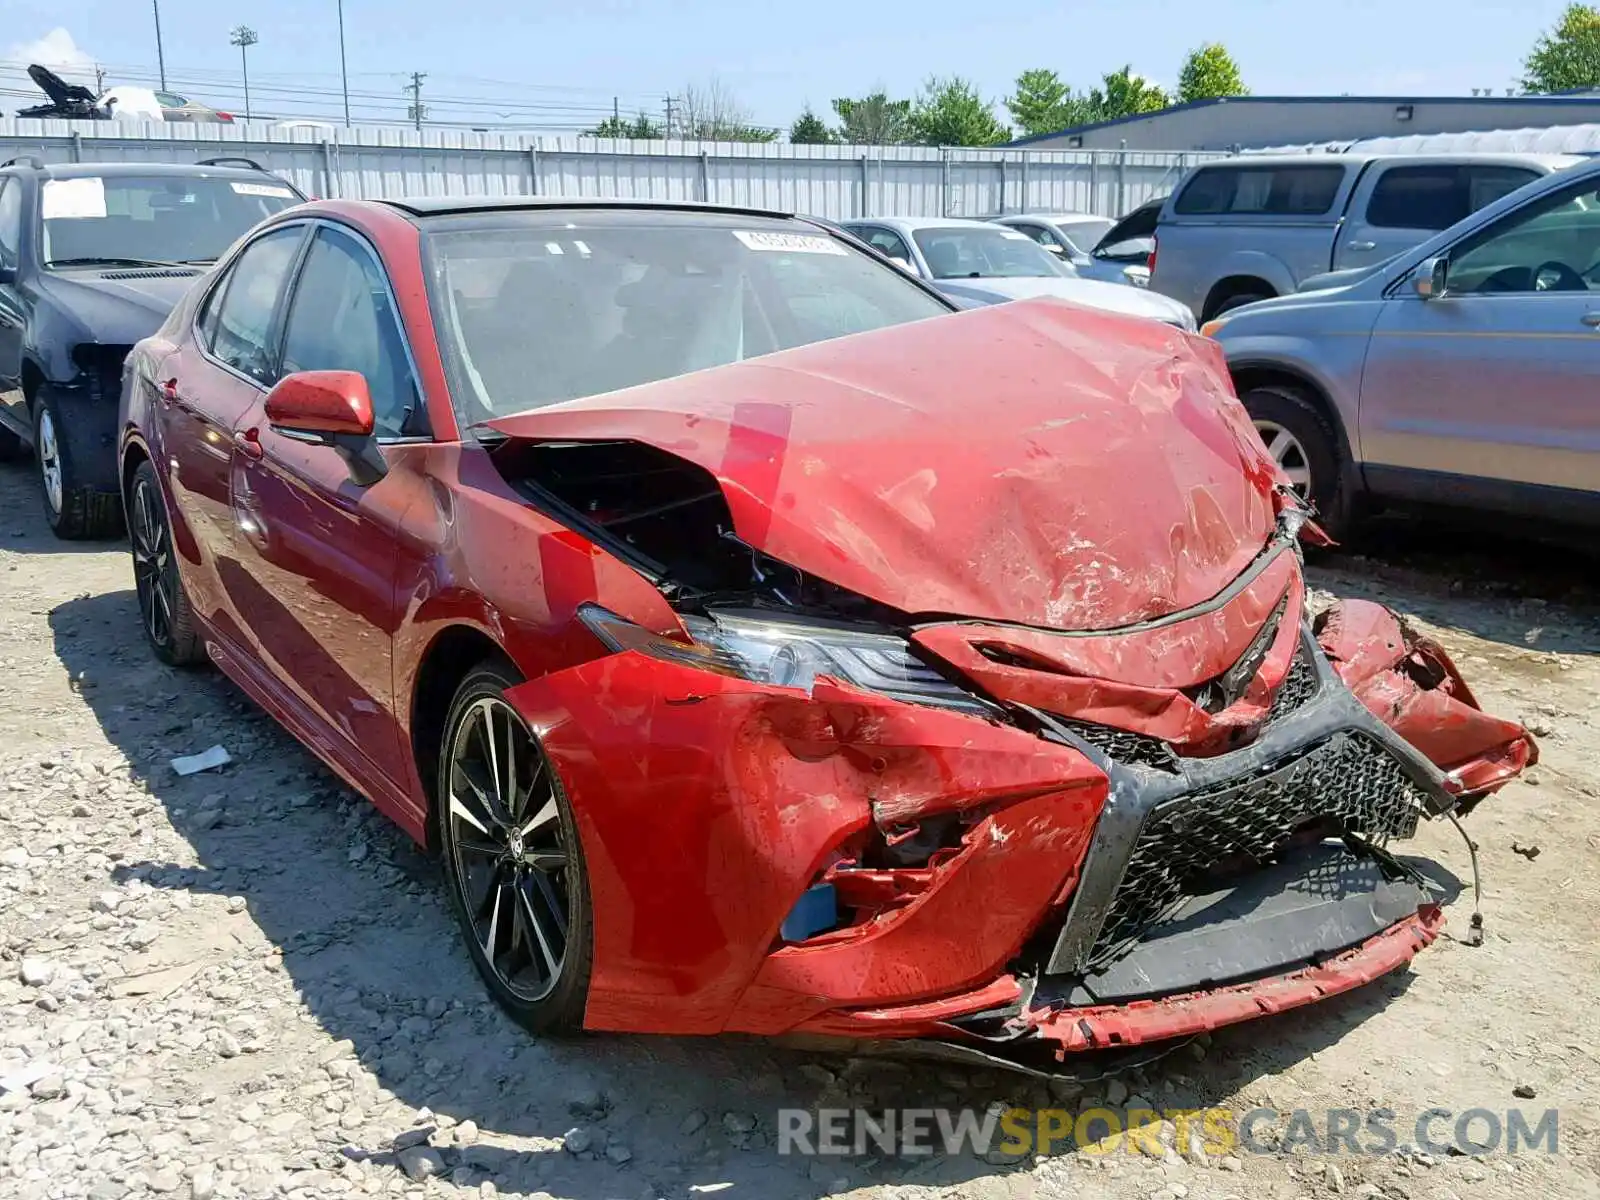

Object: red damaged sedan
[117,197,1535,1071]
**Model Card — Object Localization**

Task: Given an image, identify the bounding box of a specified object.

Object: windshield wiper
[47,256,190,269]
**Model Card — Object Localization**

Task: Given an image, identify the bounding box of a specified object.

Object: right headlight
[579,605,992,716]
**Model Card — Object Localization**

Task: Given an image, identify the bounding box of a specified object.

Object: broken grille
[1266,645,1319,721]
[1084,731,1427,967]
[1057,719,1179,772]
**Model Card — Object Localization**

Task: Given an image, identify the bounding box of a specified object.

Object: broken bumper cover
[502,596,1532,1061]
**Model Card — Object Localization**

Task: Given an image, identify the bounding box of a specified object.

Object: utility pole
[151,0,168,89]
[337,0,351,126]
[664,95,676,139]
[406,72,427,131]
[229,26,259,121]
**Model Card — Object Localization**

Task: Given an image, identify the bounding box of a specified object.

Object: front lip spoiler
[787,906,1443,1078]
[1026,623,1456,980]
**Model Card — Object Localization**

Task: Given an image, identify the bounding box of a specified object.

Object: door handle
[1347,241,1377,252]
[234,427,264,459]
[1582,313,1600,328]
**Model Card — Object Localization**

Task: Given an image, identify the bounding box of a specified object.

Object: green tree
[1093,66,1170,119]
[789,107,835,143]
[588,112,663,139]
[1006,68,1072,136]
[1523,3,1600,92]
[831,91,914,144]
[1178,43,1249,102]
[908,76,1011,146]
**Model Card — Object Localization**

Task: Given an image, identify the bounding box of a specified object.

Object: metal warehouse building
[1012,94,1600,152]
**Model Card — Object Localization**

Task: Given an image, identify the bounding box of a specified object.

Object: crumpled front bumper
[501,594,1533,1060]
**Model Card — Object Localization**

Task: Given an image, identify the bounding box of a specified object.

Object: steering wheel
[1533,260,1587,292]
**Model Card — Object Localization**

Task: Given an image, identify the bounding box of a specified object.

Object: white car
[841,216,1194,329]
[993,203,1160,290]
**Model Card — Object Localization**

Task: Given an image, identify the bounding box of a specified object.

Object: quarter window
[1175,165,1345,216]
[209,225,304,384]
[280,227,422,438]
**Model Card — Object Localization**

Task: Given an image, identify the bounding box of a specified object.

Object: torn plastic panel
[1314,599,1537,802]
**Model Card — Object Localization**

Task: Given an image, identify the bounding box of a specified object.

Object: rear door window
[1175,165,1345,216]
[1366,165,1543,231]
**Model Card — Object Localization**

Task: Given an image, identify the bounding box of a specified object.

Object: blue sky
[1,0,1584,132]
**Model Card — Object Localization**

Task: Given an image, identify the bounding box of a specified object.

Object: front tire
[437,661,592,1034]
[36,388,122,540]
[128,459,205,667]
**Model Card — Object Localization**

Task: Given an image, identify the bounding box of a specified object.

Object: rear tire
[437,659,593,1035]
[128,459,205,668]
[1239,384,1351,539]
[35,388,122,540]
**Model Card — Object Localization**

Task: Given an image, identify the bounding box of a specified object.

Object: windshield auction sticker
[734,230,846,255]
[41,178,107,220]
[230,182,296,198]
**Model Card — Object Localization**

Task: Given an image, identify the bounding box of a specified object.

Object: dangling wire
[1443,806,1485,947]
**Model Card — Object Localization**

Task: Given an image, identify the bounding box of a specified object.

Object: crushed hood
[487,298,1286,632]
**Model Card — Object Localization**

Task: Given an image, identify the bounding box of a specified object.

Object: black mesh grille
[1085,731,1426,965]
[1057,720,1180,772]
[1266,646,1320,721]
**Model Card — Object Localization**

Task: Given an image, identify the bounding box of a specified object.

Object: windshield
[41,174,300,266]
[911,226,1068,279]
[1053,218,1115,254]
[421,214,953,426]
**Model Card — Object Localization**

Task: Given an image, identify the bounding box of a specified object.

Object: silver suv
[1204,159,1600,534]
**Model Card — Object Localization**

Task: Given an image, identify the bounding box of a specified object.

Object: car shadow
[0,461,124,554]
[51,585,1445,1200]
[1310,512,1600,658]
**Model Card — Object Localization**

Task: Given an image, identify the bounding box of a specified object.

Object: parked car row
[827,215,1195,329]
[1109,152,1600,535]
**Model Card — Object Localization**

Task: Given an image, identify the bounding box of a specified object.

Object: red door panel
[227,406,415,787]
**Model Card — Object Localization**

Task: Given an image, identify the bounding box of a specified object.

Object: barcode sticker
[734,230,846,255]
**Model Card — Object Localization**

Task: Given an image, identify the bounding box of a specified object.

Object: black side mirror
[0,263,16,286]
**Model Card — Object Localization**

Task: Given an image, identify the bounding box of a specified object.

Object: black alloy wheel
[438,661,591,1032]
[128,459,203,666]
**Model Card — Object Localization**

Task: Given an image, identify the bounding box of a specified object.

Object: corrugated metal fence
[0,118,1224,219]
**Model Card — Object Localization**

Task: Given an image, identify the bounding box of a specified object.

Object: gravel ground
[2,456,1598,1200]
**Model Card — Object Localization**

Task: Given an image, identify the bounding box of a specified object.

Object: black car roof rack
[196,156,266,170]
[1,155,46,170]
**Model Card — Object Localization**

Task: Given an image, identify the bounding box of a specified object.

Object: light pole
[229,26,258,121]
[151,0,167,90]
[336,0,351,126]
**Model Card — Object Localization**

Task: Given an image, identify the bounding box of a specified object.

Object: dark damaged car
[116,198,1535,1072]
[0,157,302,537]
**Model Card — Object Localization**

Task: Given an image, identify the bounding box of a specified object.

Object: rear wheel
[35,388,122,540]
[128,459,204,667]
[437,661,592,1034]
[1239,384,1349,538]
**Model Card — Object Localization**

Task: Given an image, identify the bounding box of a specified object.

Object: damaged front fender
[503,654,1107,1036]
